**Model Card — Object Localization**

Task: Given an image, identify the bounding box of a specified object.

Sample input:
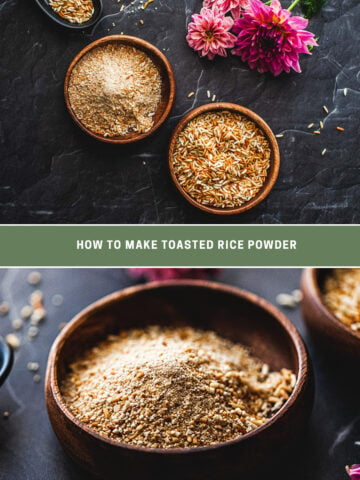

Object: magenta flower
[187,7,236,60]
[232,0,318,76]
[347,465,360,480]
[128,268,221,282]
[203,0,250,18]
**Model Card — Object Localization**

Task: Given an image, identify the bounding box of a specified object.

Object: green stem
[288,0,301,11]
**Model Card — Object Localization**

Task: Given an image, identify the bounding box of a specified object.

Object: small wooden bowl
[301,268,360,359]
[64,35,176,144]
[168,103,280,215]
[0,336,13,387]
[46,280,313,480]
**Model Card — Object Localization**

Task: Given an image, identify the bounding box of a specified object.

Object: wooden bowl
[168,103,280,215]
[35,0,103,30]
[64,35,176,144]
[0,336,13,387]
[301,268,360,359]
[46,280,312,480]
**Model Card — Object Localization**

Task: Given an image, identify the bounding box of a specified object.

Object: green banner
[0,225,357,266]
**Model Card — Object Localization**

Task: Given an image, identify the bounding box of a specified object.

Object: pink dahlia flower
[187,7,236,60]
[128,268,221,282]
[347,465,360,480]
[232,0,318,76]
[203,0,250,19]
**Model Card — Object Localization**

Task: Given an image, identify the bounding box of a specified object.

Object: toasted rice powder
[171,111,271,209]
[322,268,360,334]
[62,326,296,449]
[68,43,162,137]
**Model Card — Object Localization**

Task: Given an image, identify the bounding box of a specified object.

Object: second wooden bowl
[46,280,313,480]
[301,268,360,359]
[64,35,176,144]
[168,103,280,215]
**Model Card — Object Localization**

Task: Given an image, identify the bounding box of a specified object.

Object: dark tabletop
[0,0,359,224]
[0,268,358,479]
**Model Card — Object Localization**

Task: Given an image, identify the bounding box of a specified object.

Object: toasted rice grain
[49,0,94,24]
[322,269,360,334]
[171,111,271,209]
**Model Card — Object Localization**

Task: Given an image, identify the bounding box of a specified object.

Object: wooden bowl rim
[64,35,176,144]
[168,103,280,215]
[302,268,360,343]
[46,279,309,456]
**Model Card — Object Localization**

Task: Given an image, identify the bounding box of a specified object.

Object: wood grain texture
[45,280,313,479]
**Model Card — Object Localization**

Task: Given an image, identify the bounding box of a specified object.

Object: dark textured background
[0,268,359,479]
[0,0,359,223]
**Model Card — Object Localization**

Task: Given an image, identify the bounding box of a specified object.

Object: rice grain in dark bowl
[45,280,313,480]
[34,0,103,30]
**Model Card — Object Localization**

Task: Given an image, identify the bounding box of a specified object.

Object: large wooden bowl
[46,280,313,479]
[301,268,360,359]
[64,35,176,144]
[168,103,280,215]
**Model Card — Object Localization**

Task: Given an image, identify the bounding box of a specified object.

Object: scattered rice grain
[27,362,40,372]
[5,333,20,349]
[28,326,39,339]
[52,294,64,306]
[0,302,10,316]
[12,319,24,331]
[27,271,42,286]
[20,305,33,319]
[276,293,297,308]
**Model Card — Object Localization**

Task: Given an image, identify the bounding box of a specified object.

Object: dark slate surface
[0,0,359,223]
[0,268,359,479]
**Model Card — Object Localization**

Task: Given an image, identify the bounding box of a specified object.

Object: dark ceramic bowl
[46,280,313,480]
[0,336,14,387]
[301,268,360,359]
[168,103,280,215]
[64,35,176,144]
[34,0,103,30]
